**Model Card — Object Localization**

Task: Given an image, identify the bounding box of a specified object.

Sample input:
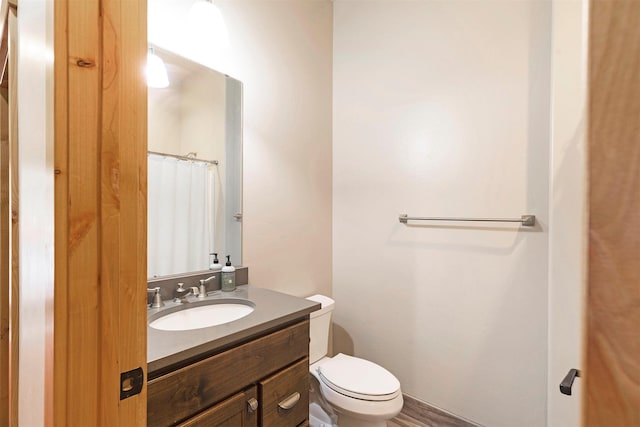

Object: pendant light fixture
[187,0,229,50]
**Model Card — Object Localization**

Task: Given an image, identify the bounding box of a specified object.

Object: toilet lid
[318,353,401,401]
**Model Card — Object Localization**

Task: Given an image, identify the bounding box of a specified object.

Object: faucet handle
[198,275,217,298]
[147,287,164,308]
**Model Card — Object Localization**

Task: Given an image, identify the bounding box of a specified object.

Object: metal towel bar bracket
[399,214,536,227]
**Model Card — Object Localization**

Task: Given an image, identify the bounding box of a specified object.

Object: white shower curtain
[147,154,214,278]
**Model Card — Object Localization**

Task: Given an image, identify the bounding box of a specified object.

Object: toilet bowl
[306,295,403,427]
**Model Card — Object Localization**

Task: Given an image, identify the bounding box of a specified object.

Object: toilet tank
[306,294,335,364]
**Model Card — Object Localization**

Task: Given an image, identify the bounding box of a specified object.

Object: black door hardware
[120,367,144,400]
[560,368,581,396]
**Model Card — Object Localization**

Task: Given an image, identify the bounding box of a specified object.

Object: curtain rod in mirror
[148,150,219,165]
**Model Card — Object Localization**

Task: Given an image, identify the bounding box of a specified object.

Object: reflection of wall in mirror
[148,62,225,159]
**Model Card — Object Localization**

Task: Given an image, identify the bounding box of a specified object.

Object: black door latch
[560,368,581,396]
[120,367,144,400]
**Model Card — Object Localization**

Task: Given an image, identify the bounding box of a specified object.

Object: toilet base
[316,377,403,427]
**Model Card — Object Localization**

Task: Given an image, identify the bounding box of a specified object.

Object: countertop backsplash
[147,267,249,305]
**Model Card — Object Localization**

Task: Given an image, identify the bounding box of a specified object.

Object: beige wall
[180,71,225,162]
[333,1,551,425]
[148,86,182,155]
[148,0,333,297]
[223,1,332,296]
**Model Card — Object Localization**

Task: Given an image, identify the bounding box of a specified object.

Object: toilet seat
[317,353,401,402]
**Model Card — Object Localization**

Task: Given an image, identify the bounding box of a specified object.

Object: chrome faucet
[198,275,217,298]
[173,282,200,303]
[147,287,165,308]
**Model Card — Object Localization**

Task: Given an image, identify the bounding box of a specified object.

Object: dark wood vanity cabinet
[148,320,310,427]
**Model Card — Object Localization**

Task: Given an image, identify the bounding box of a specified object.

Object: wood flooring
[388,412,430,427]
[387,394,480,427]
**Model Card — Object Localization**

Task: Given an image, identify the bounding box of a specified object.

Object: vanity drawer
[177,386,258,427]
[148,320,309,427]
[259,358,309,427]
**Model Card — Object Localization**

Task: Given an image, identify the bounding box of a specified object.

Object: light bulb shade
[146,51,169,88]
[187,1,229,50]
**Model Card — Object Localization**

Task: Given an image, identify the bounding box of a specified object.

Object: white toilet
[306,295,403,427]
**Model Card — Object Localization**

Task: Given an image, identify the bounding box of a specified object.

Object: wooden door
[585,0,640,425]
[54,0,147,425]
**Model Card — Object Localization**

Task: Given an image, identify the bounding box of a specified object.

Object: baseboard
[401,394,482,427]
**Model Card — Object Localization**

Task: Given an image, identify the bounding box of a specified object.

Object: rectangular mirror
[147,47,242,279]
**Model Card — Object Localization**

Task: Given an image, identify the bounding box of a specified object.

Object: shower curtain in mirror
[147,154,214,278]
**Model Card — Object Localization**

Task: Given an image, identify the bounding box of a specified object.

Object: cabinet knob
[247,397,259,413]
[277,392,301,411]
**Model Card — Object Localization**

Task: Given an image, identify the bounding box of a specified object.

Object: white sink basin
[149,302,255,331]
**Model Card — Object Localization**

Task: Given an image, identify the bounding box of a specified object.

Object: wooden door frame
[0,2,9,425]
[39,0,640,425]
[54,0,147,425]
[0,3,18,426]
[585,0,640,425]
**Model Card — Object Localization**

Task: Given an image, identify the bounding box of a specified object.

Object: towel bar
[399,214,536,227]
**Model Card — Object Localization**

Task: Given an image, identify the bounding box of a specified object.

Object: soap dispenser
[221,255,236,291]
[209,252,222,270]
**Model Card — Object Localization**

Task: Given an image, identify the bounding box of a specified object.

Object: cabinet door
[260,358,309,427]
[178,387,258,427]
